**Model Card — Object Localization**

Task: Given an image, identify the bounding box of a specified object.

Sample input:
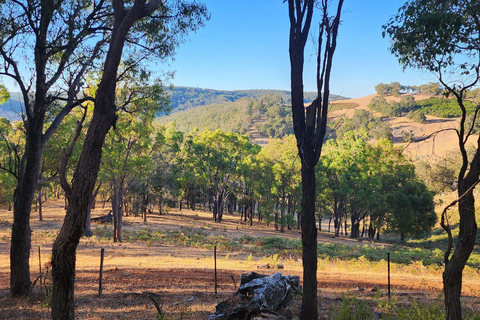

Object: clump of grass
[383,298,444,320]
[328,294,374,320]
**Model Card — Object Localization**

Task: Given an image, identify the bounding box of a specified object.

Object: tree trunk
[38,188,43,222]
[10,129,44,297]
[50,0,146,314]
[300,163,317,320]
[51,102,115,318]
[217,191,224,222]
[350,214,360,238]
[443,186,477,319]
[275,201,279,231]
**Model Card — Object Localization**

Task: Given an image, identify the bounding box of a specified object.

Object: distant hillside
[156,94,296,143]
[157,97,252,135]
[330,94,472,163]
[0,92,23,121]
[168,87,347,113]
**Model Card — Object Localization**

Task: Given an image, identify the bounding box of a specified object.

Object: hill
[330,94,468,163]
[0,92,23,121]
[167,86,347,112]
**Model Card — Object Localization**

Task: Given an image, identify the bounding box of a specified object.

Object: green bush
[329,294,374,320]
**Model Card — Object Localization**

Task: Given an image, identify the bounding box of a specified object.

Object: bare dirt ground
[1,200,480,319]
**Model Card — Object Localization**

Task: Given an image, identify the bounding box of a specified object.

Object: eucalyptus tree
[384,1,480,318]
[287,1,344,317]
[0,117,19,210]
[182,129,258,222]
[0,0,110,296]
[148,122,184,214]
[49,1,209,318]
[259,135,300,231]
[102,113,155,241]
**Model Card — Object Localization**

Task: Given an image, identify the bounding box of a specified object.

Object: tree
[288,0,344,318]
[181,129,258,222]
[0,0,108,297]
[102,114,155,241]
[259,135,301,231]
[385,1,480,318]
[0,117,19,210]
[50,1,208,318]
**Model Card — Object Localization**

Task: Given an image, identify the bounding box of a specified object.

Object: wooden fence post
[99,248,105,297]
[214,246,217,294]
[387,252,391,300]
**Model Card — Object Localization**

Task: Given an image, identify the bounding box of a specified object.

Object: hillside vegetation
[167,86,347,112]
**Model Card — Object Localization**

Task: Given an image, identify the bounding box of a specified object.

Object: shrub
[329,294,374,320]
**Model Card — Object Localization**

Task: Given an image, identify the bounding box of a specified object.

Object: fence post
[38,247,42,292]
[99,248,105,297]
[387,252,391,300]
[214,246,217,294]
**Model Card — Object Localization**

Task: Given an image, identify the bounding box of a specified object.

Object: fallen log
[209,272,301,320]
[90,211,113,223]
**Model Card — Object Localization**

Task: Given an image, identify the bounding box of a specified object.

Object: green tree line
[0,116,437,242]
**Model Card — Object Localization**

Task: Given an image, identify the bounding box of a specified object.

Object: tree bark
[50,0,153,316]
[443,182,478,319]
[10,128,44,296]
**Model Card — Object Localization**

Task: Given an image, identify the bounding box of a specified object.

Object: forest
[1,0,480,319]
[0,109,438,241]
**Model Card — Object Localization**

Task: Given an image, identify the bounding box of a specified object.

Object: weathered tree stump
[209,272,301,320]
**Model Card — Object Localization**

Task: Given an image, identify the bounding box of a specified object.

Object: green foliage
[0,83,8,104]
[368,96,403,117]
[259,237,302,253]
[406,109,426,123]
[168,86,346,113]
[320,133,436,239]
[257,102,293,138]
[157,98,252,135]
[375,82,403,97]
[415,97,476,118]
[385,298,445,320]
[384,1,478,73]
[415,156,458,194]
[336,109,393,141]
[419,82,443,96]
[329,295,374,320]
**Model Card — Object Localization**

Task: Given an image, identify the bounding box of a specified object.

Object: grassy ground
[1,199,480,319]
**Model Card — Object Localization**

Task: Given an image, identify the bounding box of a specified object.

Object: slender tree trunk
[50,0,148,314]
[443,187,477,319]
[281,187,285,233]
[38,188,43,221]
[275,201,279,231]
[10,130,44,297]
[112,183,119,242]
[300,162,317,320]
[350,214,360,238]
[51,101,115,318]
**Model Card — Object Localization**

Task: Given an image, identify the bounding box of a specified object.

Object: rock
[209,272,301,320]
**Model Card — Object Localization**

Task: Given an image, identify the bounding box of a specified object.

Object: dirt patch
[1,200,480,319]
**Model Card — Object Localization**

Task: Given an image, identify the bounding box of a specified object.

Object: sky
[167,0,437,99]
[0,1,438,99]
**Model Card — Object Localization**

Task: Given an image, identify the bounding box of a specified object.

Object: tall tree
[384,1,480,318]
[0,0,108,296]
[181,129,258,222]
[102,113,155,241]
[50,1,208,318]
[288,0,344,318]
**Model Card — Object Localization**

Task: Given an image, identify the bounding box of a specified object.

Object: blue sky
[168,0,437,98]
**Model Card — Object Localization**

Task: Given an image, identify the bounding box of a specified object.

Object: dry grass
[1,199,480,319]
